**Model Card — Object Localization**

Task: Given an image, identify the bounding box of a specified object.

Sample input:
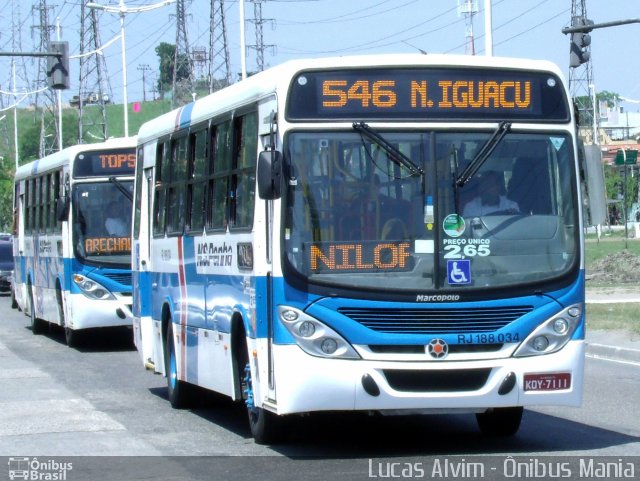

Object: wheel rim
[243,362,255,410]
[243,361,262,426]
[169,340,178,389]
[29,292,36,327]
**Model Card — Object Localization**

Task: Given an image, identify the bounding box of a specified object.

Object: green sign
[614,149,638,165]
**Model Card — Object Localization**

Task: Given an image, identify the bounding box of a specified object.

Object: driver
[462,170,519,217]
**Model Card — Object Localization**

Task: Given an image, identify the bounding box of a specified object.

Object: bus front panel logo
[427,338,449,359]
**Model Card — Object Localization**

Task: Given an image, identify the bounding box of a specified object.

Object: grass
[587,304,640,335]
[585,237,640,266]
[585,237,640,333]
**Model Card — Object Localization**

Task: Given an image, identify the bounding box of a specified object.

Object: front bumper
[264,340,584,415]
[66,292,133,330]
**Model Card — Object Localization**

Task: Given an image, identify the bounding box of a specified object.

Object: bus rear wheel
[165,322,193,408]
[476,406,523,436]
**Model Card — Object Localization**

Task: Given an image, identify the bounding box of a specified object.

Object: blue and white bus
[13,137,137,347]
[133,54,602,443]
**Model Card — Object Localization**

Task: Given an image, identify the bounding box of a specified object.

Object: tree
[0,156,15,232]
[574,90,621,126]
[604,164,639,224]
[156,42,191,98]
[18,111,78,163]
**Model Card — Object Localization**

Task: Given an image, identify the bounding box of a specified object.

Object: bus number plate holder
[523,373,571,391]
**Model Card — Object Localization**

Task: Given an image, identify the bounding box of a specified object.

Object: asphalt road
[0,294,638,480]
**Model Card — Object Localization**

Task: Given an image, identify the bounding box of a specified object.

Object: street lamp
[86,0,175,137]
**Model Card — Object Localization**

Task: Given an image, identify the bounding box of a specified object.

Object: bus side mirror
[257,149,282,200]
[56,195,69,221]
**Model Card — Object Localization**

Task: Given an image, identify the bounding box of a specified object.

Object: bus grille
[338,306,532,334]
[102,272,132,286]
[383,368,492,392]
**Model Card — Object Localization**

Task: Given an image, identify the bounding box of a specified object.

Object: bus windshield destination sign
[73,149,136,178]
[287,68,569,121]
[84,236,131,255]
[307,240,413,273]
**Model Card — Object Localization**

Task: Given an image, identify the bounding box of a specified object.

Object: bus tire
[476,406,523,436]
[28,287,46,335]
[64,327,82,348]
[11,285,18,309]
[239,334,286,444]
[165,322,193,408]
[57,289,80,348]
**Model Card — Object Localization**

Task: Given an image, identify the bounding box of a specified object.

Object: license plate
[523,373,571,391]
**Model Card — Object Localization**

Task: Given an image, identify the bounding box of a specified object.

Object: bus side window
[207,120,231,231]
[167,136,188,234]
[231,111,258,229]
[153,141,169,236]
[188,128,208,232]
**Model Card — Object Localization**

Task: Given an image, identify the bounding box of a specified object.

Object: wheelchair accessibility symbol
[447,260,471,285]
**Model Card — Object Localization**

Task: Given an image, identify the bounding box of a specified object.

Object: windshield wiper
[455,121,511,187]
[109,176,133,202]
[353,122,423,177]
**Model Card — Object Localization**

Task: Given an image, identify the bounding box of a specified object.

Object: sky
[1,0,639,113]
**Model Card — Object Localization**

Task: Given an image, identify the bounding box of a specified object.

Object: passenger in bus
[105,202,128,236]
[462,170,519,217]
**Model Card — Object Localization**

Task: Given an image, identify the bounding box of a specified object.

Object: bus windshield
[283,129,579,293]
[72,180,133,265]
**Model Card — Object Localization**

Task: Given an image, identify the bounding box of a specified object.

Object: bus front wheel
[58,290,81,348]
[64,327,82,348]
[165,322,193,408]
[239,338,286,444]
[28,288,46,335]
[476,406,523,436]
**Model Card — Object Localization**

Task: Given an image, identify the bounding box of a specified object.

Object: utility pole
[32,0,60,156]
[172,0,194,106]
[458,0,479,56]
[87,0,175,137]
[564,7,640,144]
[191,47,207,84]
[209,0,231,92]
[247,0,275,72]
[2,2,31,165]
[78,1,113,143]
[568,0,595,143]
[484,0,493,56]
[138,64,151,102]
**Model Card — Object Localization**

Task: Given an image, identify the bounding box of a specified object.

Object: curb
[586,342,640,364]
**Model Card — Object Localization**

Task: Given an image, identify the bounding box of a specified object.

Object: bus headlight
[514,304,582,357]
[278,306,360,359]
[73,274,115,300]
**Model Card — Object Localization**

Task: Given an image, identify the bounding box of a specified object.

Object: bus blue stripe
[178,103,194,130]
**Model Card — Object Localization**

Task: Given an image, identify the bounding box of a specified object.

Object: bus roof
[15,136,137,181]
[136,53,566,143]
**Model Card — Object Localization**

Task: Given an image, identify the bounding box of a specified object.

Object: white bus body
[13,137,137,346]
[133,55,590,443]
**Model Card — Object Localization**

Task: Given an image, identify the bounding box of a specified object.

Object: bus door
[15,184,26,307]
[257,101,279,401]
[134,139,162,370]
